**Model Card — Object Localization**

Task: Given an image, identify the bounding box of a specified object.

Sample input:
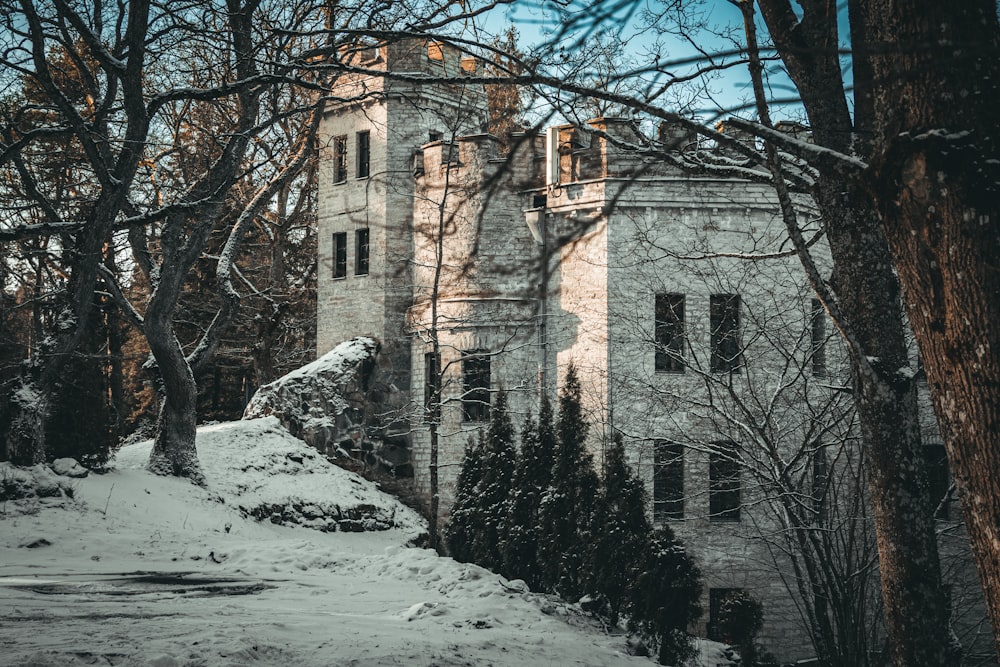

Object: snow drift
[0,417,733,667]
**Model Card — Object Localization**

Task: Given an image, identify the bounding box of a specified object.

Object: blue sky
[475,0,847,124]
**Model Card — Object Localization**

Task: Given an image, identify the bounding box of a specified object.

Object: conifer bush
[445,432,485,563]
[590,432,652,624]
[500,396,555,588]
[537,364,601,599]
[467,389,517,570]
[628,527,703,666]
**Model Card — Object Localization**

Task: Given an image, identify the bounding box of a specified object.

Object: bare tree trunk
[820,185,952,667]
[745,4,953,662]
[860,0,1000,653]
[145,265,204,484]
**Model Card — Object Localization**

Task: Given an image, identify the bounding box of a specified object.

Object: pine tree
[468,389,517,571]
[628,526,703,666]
[537,364,601,599]
[501,396,556,587]
[590,432,652,625]
[445,432,486,562]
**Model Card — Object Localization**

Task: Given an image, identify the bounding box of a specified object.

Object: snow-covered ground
[0,418,726,667]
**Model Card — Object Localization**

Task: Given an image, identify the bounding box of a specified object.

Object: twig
[102,483,115,515]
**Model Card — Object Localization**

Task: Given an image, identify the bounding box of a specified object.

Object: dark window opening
[532,193,547,209]
[654,440,684,520]
[710,441,741,521]
[333,232,347,279]
[812,445,828,523]
[355,228,369,275]
[356,130,370,178]
[811,298,827,377]
[711,294,743,373]
[332,135,348,183]
[429,130,443,142]
[655,293,685,373]
[708,588,744,642]
[925,444,951,520]
[424,352,440,424]
[462,352,490,422]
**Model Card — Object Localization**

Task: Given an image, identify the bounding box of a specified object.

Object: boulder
[51,457,89,478]
[244,337,409,473]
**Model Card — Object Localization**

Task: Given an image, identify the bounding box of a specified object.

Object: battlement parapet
[416,134,502,185]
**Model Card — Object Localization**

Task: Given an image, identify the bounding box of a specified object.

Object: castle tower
[316,40,488,431]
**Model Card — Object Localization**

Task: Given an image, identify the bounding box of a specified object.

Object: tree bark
[751,2,954,662]
[144,252,204,484]
[817,183,952,667]
[860,0,1000,654]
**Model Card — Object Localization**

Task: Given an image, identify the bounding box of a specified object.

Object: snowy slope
[0,418,717,667]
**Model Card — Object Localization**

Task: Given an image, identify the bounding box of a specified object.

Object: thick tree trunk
[862,0,1000,652]
[751,3,954,661]
[819,185,953,666]
[4,383,48,466]
[145,320,204,485]
[144,261,204,484]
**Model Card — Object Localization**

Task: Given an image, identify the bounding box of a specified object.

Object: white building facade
[316,40,988,663]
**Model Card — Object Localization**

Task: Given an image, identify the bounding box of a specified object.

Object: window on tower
[710,293,743,373]
[333,232,347,279]
[653,440,684,520]
[355,228,369,275]
[356,130,370,179]
[461,351,491,422]
[332,135,348,183]
[709,440,741,521]
[655,293,685,373]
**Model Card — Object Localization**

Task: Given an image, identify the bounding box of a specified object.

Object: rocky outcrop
[244,337,380,456]
[243,337,411,477]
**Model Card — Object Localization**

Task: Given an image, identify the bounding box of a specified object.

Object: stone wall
[408,132,540,510]
[317,39,487,437]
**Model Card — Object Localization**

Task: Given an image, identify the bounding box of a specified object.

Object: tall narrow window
[355,228,369,275]
[424,352,440,423]
[812,445,828,523]
[709,441,741,521]
[811,298,827,377]
[356,130,370,178]
[655,293,685,373]
[461,352,490,422]
[332,232,347,279]
[332,135,348,183]
[710,294,743,373]
[654,440,684,520]
[924,444,951,520]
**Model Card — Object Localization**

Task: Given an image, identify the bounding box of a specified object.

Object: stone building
[316,40,989,663]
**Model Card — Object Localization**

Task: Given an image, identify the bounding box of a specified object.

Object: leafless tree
[0,0,329,479]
